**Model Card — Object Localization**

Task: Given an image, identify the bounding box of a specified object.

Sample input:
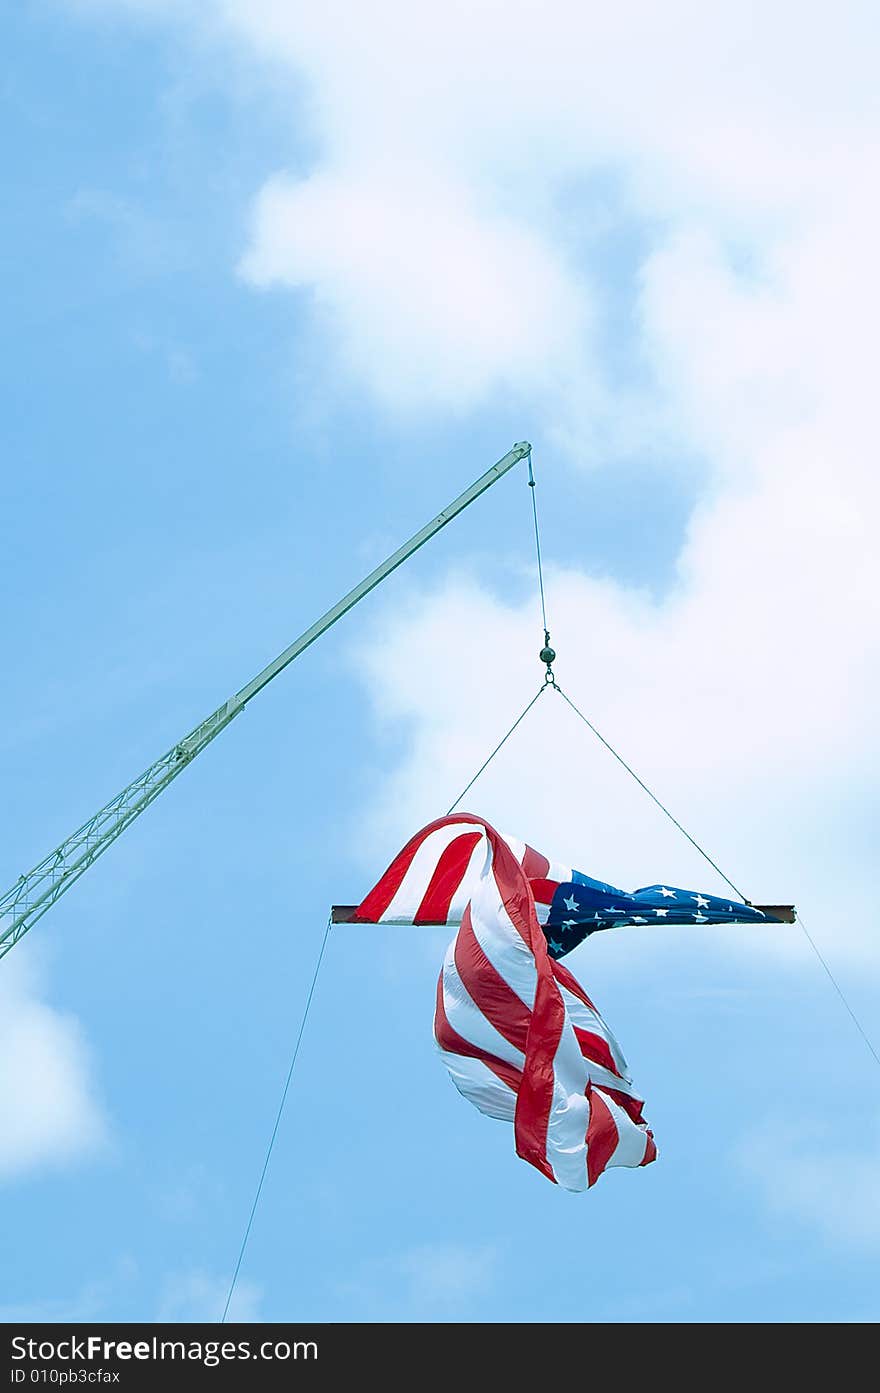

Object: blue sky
[2,1,879,1323]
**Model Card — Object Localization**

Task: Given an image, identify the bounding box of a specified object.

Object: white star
[659,887,677,898]
[631,916,647,924]
[694,913,707,923]
[654,908,669,917]
[562,920,577,929]
[563,894,579,912]
[691,894,710,909]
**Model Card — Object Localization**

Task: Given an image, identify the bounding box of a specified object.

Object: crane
[0,442,531,959]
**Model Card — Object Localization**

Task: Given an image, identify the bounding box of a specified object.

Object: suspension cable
[527,450,549,638]
[220,916,332,1323]
[795,912,880,1069]
[446,685,547,815]
[546,681,880,1075]
[524,449,746,901]
[549,680,748,901]
[539,674,880,1077]
[525,449,559,687]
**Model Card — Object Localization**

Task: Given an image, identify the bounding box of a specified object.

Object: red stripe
[514,962,565,1185]
[554,962,626,1077]
[415,831,482,924]
[640,1132,658,1167]
[550,959,599,1013]
[453,907,532,1054]
[521,844,550,881]
[433,974,522,1095]
[477,830,564,1185]
[585,1084,619,1188]
[572,1027,623,1079]
[602,1086,648,1126]
[529,877,560,906]
[354,813,492,923]
[354,823,438,922]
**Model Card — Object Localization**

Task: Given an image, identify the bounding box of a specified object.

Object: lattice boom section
[0,699,241,956]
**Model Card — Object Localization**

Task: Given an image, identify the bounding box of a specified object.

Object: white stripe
[467,873,538,1012]
[440,941,525,1070]
[381,823,481,923]
[435,1050,517,1122]
[557,984,631,1082]
[500,833,526,865]
[589,1087,651,1171]
[543,1009,592,1191]
[574,1056,637,1096]
[545,858,573,884]
[446,836,490,923]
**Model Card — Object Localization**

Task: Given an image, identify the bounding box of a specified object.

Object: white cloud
[0,954,107,1179]
[241,167,591,414]
[90,4,880,455]
[111,1,877,448]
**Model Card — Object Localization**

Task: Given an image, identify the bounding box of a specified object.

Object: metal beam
[0,442,531,958]
[331,903,796,926]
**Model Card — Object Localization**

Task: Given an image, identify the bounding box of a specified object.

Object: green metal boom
[0,442,531,959]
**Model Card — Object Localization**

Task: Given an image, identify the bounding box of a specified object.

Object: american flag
[351,815,664,1189]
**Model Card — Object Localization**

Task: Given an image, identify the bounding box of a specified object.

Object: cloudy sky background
[2,1,878,1321]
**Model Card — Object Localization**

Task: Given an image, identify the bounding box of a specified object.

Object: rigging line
[796,913,880,1071]
[220,916,332,1324]
[550,682,749,903]
[446,685,547,816]
[526,451,549,637]
[551,679,880,1078]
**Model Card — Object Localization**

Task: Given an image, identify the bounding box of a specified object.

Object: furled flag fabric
[351,814,665,1190]
[350,813,778,959]
[349,814,782,1190]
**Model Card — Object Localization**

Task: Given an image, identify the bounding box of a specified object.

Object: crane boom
[0,441,531,959]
